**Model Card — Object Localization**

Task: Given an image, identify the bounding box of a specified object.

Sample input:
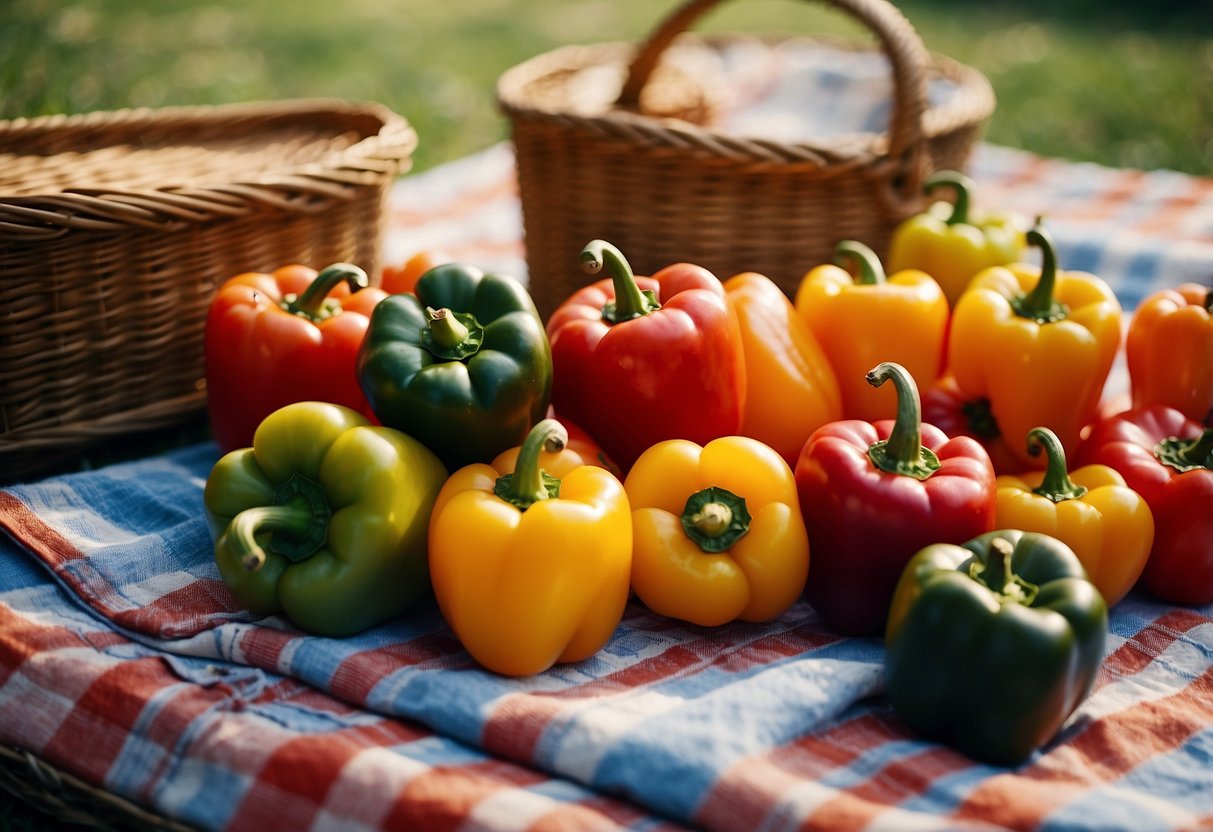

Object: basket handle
[618,0,931,197]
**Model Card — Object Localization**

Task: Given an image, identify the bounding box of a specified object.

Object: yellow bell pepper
[723,271,842,466]
[428,418,632,676]
[995,427,1154,607]
[795,240,947,423]
[623,436,809,626]
[948,221,1122,470]
[887,170,1025,307]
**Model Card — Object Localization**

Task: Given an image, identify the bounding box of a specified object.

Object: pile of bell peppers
[199,202,1209,770]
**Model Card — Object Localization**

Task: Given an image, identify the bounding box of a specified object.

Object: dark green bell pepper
[884,529,1108,766]
[357,263,552,470]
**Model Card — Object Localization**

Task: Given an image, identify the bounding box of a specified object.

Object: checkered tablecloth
[3,43,1213,832]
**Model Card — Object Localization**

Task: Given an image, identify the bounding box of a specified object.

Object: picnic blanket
[3,43,1213,832]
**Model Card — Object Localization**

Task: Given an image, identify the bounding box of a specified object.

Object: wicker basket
[498,0,995,319]
[0,99,416,482]
[0,743,195,831]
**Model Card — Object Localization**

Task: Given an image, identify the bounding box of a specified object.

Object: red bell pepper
[1076,404,1213,605]
[205,263,386,452]
[920,374,1021,475]
[546,240,746,471]
[795,362,997,635]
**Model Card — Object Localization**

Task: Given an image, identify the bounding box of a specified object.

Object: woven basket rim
[0,97,417,235]
[497,32,994,171]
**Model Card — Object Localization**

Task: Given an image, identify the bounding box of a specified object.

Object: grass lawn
[3,0,1211,176]
[0,0,1210,828]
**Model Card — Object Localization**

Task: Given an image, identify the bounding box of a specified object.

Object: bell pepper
[428,418,632,676]
[885,529,1108,766]
[205,263,386,453]
[948,221,1122,470]
[921,374,1020,475]
[203,401,447,638]
[1076,405,1213,605]
[624,435,809,627]
[357,262,552,471]
[380,250,454,296]
[1126,283,1213,425]
[887,170,1025,307]
[794,240,948,422]
[547,240,746,472]
[492,406,618,479]
[995,427,1153,607]
[723,272,843,467]
[794,362,996,635]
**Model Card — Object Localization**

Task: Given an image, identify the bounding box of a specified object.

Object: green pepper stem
[974,537,1039,606]
[493,418,567,510]
[866,362,941,480]
[426,307,469,349]
[1155,428,1213,473]
[1027,427,1088,502]
[1011,222,1068,324]
[923,170,974,226]
[834,240,887,285]
[284,263,368,321]
[1204,288,1212,313]
[680,486,751,553]
[227,503,316,572]
[420,306,484,361]
[581,240,660,323]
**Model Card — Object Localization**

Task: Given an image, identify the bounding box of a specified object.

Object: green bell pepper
[203,401,448,638]
[357,263,552,470]
[884,529,1108,766]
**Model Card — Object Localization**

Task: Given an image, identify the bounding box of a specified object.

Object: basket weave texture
[498,0,995,320]
[0,99,416,482]
[0,743,194,831]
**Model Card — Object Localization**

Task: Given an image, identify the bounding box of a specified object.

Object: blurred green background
[3,0,1211,177]
[0,0,1211,828]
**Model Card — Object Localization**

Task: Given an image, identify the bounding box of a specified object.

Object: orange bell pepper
[794,240,947,422]
[624,436,809,626]
[379,249,454,295]
[723,272,842,466]
[948,221,1122,470]
[428,419,632,676]
[995,427,1153,607]
[1126,283,1213,425]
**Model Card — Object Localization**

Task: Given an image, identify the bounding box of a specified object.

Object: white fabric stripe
[311,746,433,832]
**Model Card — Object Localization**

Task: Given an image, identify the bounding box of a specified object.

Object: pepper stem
[581,240,661,323]
[680,486,751,553]
[226,472,331,572]
[283,263,368,322]
[427,307,469,348]
[1204,288,1212,313]
[834,240,887,285]
[1027,427,1088,502]
[972,537,1039,606]
[866,362,941,480]
[1155,428,1213,473]
[923,170,974,226]
[1010,221,1068,324]
[493,419,566,510]
[420,306,484,360]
